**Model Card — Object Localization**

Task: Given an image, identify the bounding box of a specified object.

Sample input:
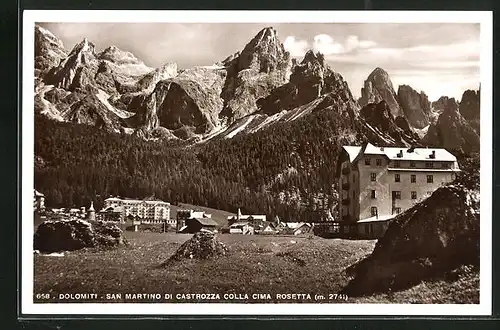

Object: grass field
[33,232,479,304]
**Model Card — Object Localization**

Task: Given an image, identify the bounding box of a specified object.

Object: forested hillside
[35,107,360,222]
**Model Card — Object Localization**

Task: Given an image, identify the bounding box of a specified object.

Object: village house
[229,222,255,234]
[260,222,279,235]
[176,209,212,232]
[180,217,220,234]
[227,209,266,227]
[337,142,460,238]
[100,196,170,223]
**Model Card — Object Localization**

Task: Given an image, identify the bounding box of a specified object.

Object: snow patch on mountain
[414,125,430,139]
[35,85,64,121]
[95,89,135,119]
[224,116,256,139]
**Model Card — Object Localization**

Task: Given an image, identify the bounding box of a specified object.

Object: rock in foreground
[165,231,228,264]
[343,184,479,297]
[34,219,127,253]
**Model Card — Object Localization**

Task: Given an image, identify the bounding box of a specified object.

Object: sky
[39,22,480,101]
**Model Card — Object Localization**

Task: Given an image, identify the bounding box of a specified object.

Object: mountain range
[35,25,480,149]
[33,25,481,219]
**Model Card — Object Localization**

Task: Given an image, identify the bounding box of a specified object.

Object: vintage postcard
[21,10,492,316]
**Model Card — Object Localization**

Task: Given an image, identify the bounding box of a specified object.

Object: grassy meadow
[33,231,479,304]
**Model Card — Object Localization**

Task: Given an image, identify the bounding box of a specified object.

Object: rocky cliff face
[257,50,357,115]
[432,96,456,112]
[35,25,68,77]
[358,101,420,146]
[134,66,226,139]
[422,98,480,152]
[219,27,293,121]
[359,67,402,118]
[397,85,431,129]
[45,38,100,91]
[459,89,480,133]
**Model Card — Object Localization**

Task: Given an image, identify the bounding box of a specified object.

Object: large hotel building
[98,197,170,223]
[337,143,460,238]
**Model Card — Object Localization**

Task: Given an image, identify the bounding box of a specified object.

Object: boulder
[343,184,479,296]
[34,219,127,253]
[164,231,228,264]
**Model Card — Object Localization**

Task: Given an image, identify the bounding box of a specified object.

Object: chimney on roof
[407,146,415,153]
[430,150,436,159]
[397,149,403,158]
[380,147,384,151]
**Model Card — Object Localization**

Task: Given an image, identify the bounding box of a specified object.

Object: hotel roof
[342,143,458,162]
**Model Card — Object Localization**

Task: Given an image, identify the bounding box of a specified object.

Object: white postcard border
[21,10,493,316]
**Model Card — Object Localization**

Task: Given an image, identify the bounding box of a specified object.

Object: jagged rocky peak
[35,25,65,48]
[219,26,293,121]
[422,97,480,152]
[359,100,420,145]
[34,25,68,75]
[44,37,99,90]
[258,49,358,116]
[397,84,431,129]
[432,96,457,111]
[237,27,290,73]
[444,97,459,113]
[459,89,480,121]
[69,38,97,59]
[359,67,402,118]
[98,45,144,65]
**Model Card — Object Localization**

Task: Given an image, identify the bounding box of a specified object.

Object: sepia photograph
[21,10,492,316]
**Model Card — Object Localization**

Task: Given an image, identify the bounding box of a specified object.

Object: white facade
[104,197,170,223]
[338,143,460,231]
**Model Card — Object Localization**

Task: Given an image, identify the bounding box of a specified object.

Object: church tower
[88,201,96,221]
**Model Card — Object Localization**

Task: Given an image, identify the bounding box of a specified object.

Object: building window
[352,174,355,183]
[425,161,433,169]
[392,191,401,199]
[370,173,376,181]
[393,160,400,168]
[411,174,416,183]
[410,161,416,168]
[411,191,417,199]
[352,190,355,199]
[365,158,371,165]
[427,175,434,183]
[371,190,376,199]
[371,207,378,217]
[441,162,450,169]
[395,174,400,182]
[376,158,382,166]
[394,207,402,214]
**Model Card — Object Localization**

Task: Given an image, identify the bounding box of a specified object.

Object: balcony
[341,198,350,205]
[342,167,351,175]
[342,182,350,190]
